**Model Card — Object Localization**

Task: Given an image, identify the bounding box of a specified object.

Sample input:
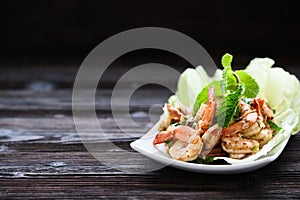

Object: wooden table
[1,65,299,199]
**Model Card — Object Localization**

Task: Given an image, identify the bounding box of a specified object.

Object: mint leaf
[221,66,230,92]
[267,120,282,131]
[217,84,245,127]
[236,70,260,98]
[221,53,233,68]
[192,81,222,115]
[221,54,233,93]
[218,53,246,127]
[226,72,238,92]
[221,53,237,93]
[192,53,259,128]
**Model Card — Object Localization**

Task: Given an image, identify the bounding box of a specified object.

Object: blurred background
[0,0,300,89]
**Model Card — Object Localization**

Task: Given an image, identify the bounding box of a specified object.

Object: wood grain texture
[1,67,300,199]
[0,89,171,111]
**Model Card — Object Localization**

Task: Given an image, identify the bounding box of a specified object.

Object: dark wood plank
[1,171,300,199]
[0,136,299,176]
[0,59,185,89]
[0,114,156,143]
[0,141,300,199]
[0,89,171,111]
[0,82,299,198]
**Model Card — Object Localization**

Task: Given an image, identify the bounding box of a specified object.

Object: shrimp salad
[152,53,300,164]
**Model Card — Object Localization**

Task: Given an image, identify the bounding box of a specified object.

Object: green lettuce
[175,66,210,110]
[192,80,222,115]
[245,58,300,134]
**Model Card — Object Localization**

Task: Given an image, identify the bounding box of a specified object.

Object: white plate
[130,121,290,174]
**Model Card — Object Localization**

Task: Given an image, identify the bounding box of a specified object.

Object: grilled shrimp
[153,125,203,161]
[246,98,274,146]
[221,98,275,156]
[154,88,277,161]
[222,100,258,137]
[195,86,216,134]
[249,128,273,147]
[153,87,217,161]
[221,134,259,158]
[222,99,274,137]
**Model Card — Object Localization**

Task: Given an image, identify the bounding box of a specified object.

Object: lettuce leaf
[245,58,300,134]
[192,80,222,115]
[176,66,210,110]
[168,95,180,108]
[291,88,300,134]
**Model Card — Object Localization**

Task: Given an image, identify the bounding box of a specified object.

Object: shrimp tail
[153,130,175,145]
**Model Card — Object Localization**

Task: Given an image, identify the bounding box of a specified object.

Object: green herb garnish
[196,157,215,164]
[217,54,245,127]
[192,80,221,115]
[217,84,245,127]
[166,141,172,148]
[221,53,236,92]
[236,70,259,98]
[193,53,260,128]
[252,145,259,151]
[267,120,282,131]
